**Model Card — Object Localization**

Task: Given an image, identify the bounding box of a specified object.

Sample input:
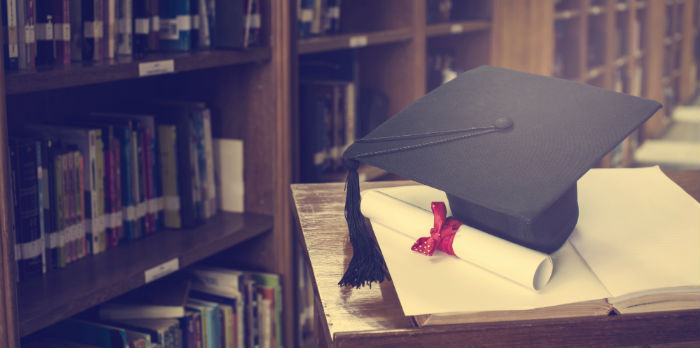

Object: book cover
[44,318,128,348]
[105,318,181,348]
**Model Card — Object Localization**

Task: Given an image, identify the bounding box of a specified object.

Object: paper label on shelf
[135,18,150,35]
[164,196,180,211]
[145,258,179,283]
[138,59,175,77]
[450,24,464,34]
[349,35,368,48]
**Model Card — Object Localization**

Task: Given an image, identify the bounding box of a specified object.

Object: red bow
[411,202,461,256]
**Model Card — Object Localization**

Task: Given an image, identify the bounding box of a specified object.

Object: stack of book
[27,268,282,348]
[297,0,340,38]
[2,0,262,71]
[10,100,221,280]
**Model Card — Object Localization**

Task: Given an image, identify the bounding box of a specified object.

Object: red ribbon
[411,202,461,256]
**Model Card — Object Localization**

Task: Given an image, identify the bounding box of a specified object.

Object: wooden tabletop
[290,170,700,348]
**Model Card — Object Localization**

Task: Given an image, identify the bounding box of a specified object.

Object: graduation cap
[339,65,661,288]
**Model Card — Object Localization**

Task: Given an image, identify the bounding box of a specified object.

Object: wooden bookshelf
[425,20,491,37]
[18,212,273,336]
[298,28,414,55]
[5,48,272,95]
[0,1,295,347]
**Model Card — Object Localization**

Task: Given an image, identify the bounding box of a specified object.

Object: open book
[361,167,699,327]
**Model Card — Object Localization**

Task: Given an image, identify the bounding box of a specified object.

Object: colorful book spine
[3,0,19,70]
[158,125,181,228]
[52,0,70,64]
[159,0,190,51]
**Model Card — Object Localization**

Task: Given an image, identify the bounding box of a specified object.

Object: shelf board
[5,47,272,95]
[554,9,581,21]
[298,27,413,55]
[18,211,273,336]
[425,20,490,38]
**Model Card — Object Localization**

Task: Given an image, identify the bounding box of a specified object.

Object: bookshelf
[291,0,493,345]
[493,0,699,167]
[0,1,294,347]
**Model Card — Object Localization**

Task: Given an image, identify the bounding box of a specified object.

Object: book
[212,138,244,213]
[17,0,37,69]
[35,0,53,66]
[187,298,224,348]
[52,0,70,64]
[3,0,19,70]
[102,0,115,58]
[116,0,131,55]
[147,0,159,51]
[213,0,246,48]
[106,318,182,348]
[361,167,700,327]
[69,0,81,61]
[10,137,44,280]
[132,0,148,57]
[158,124,181,228]
[181,309,202,348]
[159,0,190,51]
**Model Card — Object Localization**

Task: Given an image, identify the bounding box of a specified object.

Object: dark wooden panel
[5,48,271,95]
[18,212,273,336]
[425,20,491,37]
[298,28,413,55]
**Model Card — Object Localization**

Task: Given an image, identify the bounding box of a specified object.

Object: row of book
[2,0,261,71]
[26,267,281,348]
[10,101,220,280]
[297,0,340,38]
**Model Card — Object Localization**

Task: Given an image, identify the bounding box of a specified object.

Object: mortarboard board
[339,65,662,288]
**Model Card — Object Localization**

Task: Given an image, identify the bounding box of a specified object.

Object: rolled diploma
[361,189,554,291]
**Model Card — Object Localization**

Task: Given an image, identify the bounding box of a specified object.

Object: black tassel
[338,158,389,288]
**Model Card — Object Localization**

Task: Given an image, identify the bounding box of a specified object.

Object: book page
[364,186,611,317]
[571,166,700,300]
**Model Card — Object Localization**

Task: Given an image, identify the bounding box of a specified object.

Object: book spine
[92,0,102,61]
[95,131,106,252]
[131,130,143,238]
[159,0,190,51]
[77,151,87,259]
[9,140,41,280]
[116,0,131,55]
[3,0,19,70]
[148,0,159,50]
[102,0,114,58]
[53,153,64,267]
[213,0,244,49]
[119,127,136,240]
[35,141,46,274]
[43,139,57,271]
[158,125,181,228]
[202,109,216,218]
[64,151,74,263]
[139,129,155,234]
[68,0,80,61]
[51,0,69,64]
[81,0,94,61]
[189,0,198,48]
[196,0,209,47]
[35,0,53,65]
[112,136,123,242]
[132,0,148,57]
[27,0,36,68]
[102,135,114,248]
[192,110,207,219]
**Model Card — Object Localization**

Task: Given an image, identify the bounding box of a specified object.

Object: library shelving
[0,1,295,347]
[494,0,699,167]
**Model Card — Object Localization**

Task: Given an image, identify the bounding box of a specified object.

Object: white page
[364,185,610,316]
[362,187,553,290]
[572,166,700,299]
[373,222,610,316]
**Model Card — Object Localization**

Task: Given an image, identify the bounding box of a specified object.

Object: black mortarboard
[339,65,661,288]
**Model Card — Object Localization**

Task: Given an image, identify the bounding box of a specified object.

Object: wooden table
[290,170,700,348]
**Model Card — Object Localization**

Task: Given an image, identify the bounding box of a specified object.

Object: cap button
[493,117,514,130]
